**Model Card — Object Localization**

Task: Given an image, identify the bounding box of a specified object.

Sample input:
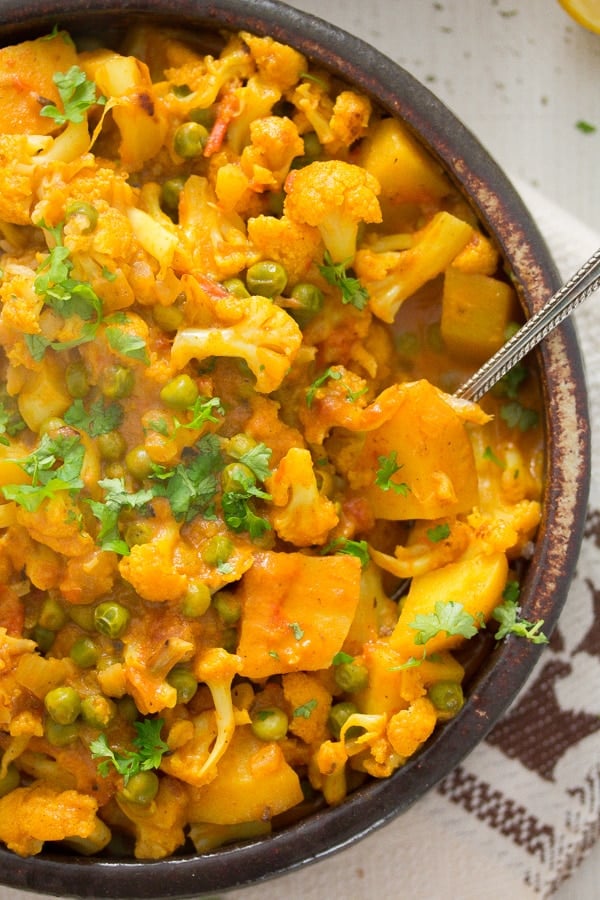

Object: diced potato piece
[359,118,451,204]
[358,379,479,520]
[441,268,517,363]
[390,551,508,658]
[188,725,303,825]
[0,35,79,135]
[17,357,72,432]
[237,551,361,678]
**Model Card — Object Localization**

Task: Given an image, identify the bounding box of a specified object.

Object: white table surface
[0,3,598,900]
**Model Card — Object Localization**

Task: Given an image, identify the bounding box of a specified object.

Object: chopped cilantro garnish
[322,536,370,567]
[492,362,528,399]
[319,251,369,310]
[492,581,548,644]
[1,433,84,511]
[64,398,124,437]
[306,366,342,407]
[105,325,150,365]
[482,445,505,468]
[500,400,539,431]
[40,65,105,126]
[575,120,597,134]
[409,600,480,645]
[87,478,154,555]
[89,717,168,784]
[289,622,305,641]
[293,699,318,719]
[375,451,410,495]
[232,442,272,482]
[332,651,354,666]
[0,396,26,446]
[174,396,224,432]
[426,523,451,543]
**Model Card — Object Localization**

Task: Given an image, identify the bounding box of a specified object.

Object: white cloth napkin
[0,184,598,900]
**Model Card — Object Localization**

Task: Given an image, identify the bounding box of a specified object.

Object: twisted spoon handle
[455,246,600,402]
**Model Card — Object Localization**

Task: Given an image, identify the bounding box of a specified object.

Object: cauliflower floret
[267,446,339,546]
[354,210,473,323]
[171,293,302,394]
[0,782,105,857]
[175,174,259,280]
[329,90,372,149]
[163,35,255,110]
[241,32,306,92]
[247,214,323,285]
[284,160,381,264]
[241,116,305,190]
[290,80,335,145]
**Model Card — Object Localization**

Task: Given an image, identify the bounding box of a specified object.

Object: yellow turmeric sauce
[0,25,545,859]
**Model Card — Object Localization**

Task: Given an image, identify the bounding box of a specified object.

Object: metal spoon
[454,245,600,402]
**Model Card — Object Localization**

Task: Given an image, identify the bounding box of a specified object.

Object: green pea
[328,701,359,740]
[97,430,127,462]
[117,695,139,723]
[119,770,159,805]
[124,521,153,547]
[167,666,198,704]
[290,282,324,325]
[160,176,186,215]
[427,681,464,718]
[65,201,98,234]
[172,83,192,98]
[251,707,289,742]
[202,535,235,568]
[246,260,288,298]
[125,445,153,480]
[221,462,255,493]
[302,131,322,160]
[70,636,99,669]
[153,303,184,333]
[0,761,19,798]
[44,685,81,725]
[160,373,199,410]
[222,277,250,299]
[188,106,216,128]
[68,604,96,631]
[38,596,67,631]
[212,590,241,625]
[266,190,284,217]
[45,719,79,747]
[94,601,130,639]
[174,121,209,158]
[101,365,134,400]
[65,361,90,398]
[181,581,212,618]
[334,662,369,693]
[80,695,116,729]
[220,626,238,653]
[31,625,55,653]
[226,432,257,460]
[104,462,126,480]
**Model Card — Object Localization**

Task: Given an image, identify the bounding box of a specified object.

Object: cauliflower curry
[0,25,546,860]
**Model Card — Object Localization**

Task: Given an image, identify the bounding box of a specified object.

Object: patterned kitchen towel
[233,182,600,900]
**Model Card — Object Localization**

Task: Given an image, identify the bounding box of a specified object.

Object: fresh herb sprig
[89,717,169,784]
[41,65,105,126]
[319,251,369,310]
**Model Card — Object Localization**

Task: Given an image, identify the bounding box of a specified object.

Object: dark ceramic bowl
[0,1,590,898]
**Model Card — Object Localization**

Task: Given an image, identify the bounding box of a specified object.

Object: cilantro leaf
[332,651,354,666]
[87,477,153,554]
[64,398,123,437]
[426,523,451,543]
[40,65,105,126]
[174,396,224,433]
[322,536,370,567]
[306,366,343,408]
[233,442,272,482]
[0,396,26,446]
[319,251,369,310]
[500,401,539,432]
[375,451,410,495]
[1,433,85,510]
[221,488,271,539]
[150,434,223,523]
[492,362,528,399]
[492,582,548,644]
[289,622,304,641]
[90,717,168,784]
[293,699,318,719]
[105,325,150,365]
[409,600,479,645]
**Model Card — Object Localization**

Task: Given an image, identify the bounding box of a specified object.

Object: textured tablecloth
[0,193,598,900]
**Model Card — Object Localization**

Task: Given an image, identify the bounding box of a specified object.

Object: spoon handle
[454,246,600,402]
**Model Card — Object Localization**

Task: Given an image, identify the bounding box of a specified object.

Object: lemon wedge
[559,0,600,33]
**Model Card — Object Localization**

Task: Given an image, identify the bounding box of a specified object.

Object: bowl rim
[0,1,591,897]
